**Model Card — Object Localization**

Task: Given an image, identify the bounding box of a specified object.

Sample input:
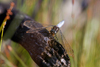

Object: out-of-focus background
[0,0,100,67]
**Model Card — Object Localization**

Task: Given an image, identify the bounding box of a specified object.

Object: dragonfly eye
[57,28,59,31]
[50,26,59,35]
[55,31,57,33]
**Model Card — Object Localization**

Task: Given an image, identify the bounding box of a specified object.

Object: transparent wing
[23,20,36,29]
[56,30,74,58]
[23,20,54,33]
[26,26,53,33]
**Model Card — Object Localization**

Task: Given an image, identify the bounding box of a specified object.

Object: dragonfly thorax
[50,26,59,36]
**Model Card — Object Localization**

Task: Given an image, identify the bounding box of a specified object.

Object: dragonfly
[23,20,74,57]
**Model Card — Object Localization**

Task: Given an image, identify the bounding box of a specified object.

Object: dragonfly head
[50,26,59,35]
[50,20,65,36]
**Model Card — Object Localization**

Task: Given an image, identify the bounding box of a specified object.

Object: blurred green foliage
[0,0,100,67]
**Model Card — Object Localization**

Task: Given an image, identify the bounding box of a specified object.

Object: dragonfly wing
[24,20,36,29]
[56,30,74,58]
[26,29,37,33]
[24,20,54,33]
